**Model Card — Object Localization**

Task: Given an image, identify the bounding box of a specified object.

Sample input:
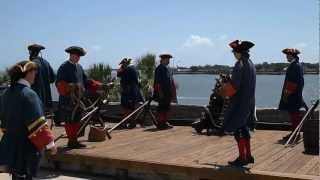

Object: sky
[0,0,318,70]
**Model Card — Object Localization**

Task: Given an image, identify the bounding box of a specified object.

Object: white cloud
[217,34,228,41]
[183,35,214,47]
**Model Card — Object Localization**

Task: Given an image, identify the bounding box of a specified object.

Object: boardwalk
[46,126,318,180]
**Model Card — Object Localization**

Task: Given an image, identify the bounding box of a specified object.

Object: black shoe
[165,123,173,128]
[160,123,173,130]
[247,156,254,164]
[157,123,173,130]
[228,157,248,166]
[68,141,87,149]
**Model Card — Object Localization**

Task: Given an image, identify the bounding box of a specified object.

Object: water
[51,74,319,108]
[174,74,319,108]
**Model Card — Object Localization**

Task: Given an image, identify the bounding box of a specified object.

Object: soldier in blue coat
[222,40,256,166]
[28,44,56,111]
[117,58,143,128]
[153,54,176,130]
[56,46,91,148]
[278,48,305,139]
[0,60,56,180]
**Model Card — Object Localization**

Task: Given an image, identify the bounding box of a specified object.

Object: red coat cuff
[223,82,237,97]
[285,81,298,93]
[28,125,55,151]
[88,79,102,92]
[56,80,70,96]
[117,68,124,76]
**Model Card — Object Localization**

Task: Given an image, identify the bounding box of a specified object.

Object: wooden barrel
[303,112,319,155]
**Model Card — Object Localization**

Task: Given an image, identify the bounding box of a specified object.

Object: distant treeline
[178,62,319,74]
[0,60,318,85]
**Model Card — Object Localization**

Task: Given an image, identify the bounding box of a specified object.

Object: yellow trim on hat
[17,61,35,73]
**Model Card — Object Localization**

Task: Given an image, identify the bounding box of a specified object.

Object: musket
[107,101,149,134]
[285,99,319,147]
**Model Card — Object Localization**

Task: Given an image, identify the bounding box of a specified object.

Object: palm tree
[136,53,156,98]
[87,63,112,82]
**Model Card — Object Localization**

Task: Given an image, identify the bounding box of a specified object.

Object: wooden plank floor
[49,125,319,179]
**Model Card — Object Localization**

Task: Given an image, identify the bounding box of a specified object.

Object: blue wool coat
[223,58,256,132]
[56,61,90,123]
[31,57,55,110]
[117,65,143,109]
[0,83,44,177]
[278,59,304,112]
[153,64,174,111]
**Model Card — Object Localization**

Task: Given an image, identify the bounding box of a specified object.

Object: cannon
[192,74,231,135]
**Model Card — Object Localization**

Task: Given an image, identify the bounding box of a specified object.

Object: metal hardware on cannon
[192,74,231,135]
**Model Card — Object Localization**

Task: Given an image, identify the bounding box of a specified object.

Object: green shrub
[87,63,119,101]
[136,53,156,98]
[0,72,9,86]
[87,63,112,82]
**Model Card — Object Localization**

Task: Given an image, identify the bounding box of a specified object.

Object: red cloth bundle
[88,79,102,93]
[222,82,237,97]
[28,125,54,151]
[56,80,70,96]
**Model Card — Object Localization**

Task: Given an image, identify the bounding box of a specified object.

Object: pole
[108,101,149,133]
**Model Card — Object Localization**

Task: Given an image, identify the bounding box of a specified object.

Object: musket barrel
[108,101,149,133]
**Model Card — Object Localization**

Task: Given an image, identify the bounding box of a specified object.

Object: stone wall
[101,103,319,124]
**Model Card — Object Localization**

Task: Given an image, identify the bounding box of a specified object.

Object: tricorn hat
[28,44,45,51]
[229,40,255,53]
[159,53,173,59]
[8,60,38,84]
[65,46,86,56]
[119,58,132,65]
[282,48,300,55]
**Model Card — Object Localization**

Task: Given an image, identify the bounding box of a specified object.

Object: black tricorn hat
[282,48,300,55]
[119,58,132,65]
[229,40,255,53]
[159,53,173,59]
[65,46,86,56]
[28,44,45,51]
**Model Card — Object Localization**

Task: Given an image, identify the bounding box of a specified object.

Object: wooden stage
[45,126,319,180]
